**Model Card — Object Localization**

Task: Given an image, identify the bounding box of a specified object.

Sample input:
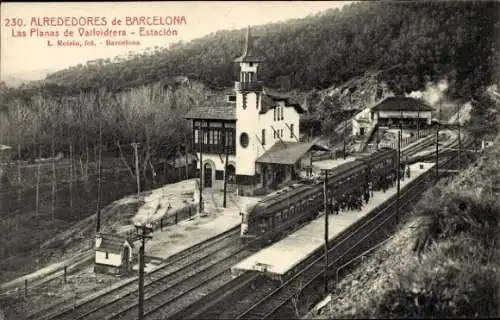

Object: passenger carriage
[240,148,397,246]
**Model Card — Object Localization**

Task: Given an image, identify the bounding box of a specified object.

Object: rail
[31,227,240,320]
[236,147,462,319]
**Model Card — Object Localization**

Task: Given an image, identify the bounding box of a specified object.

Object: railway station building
[352,96,434,137]
[185,27,328,195]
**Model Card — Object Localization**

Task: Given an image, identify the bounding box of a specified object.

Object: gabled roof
[259,88,305,114]
[372,96,434,112]
[234,26,265,63]
[256,141,330,165]
[96,234,131,254]
[184,94,237,120]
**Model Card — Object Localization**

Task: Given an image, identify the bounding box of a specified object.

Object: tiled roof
[184,94,237,120]
[259,88,305,115]
[372,97,434,112]
[256,141,330,165]
[96,234,130,253]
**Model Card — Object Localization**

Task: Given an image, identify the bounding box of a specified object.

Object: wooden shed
[94,233,133,275]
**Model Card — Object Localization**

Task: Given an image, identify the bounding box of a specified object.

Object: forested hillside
[0,0,499,298]
[26,1,500,99]
[1,1,497,163]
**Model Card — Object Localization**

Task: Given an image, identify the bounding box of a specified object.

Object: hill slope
[32,1,499,100]
[308,113,500,318]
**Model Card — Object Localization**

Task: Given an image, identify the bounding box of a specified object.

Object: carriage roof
[252,181,318,214]
[248,148,396,217]
[355,147,396,162]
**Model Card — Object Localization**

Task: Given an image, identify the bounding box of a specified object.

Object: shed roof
[96,234,130,254]
[372,97,434,112]
[256,141,330,165]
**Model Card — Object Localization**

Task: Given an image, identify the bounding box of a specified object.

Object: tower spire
[243,25,251,56]
[235,25,262,63]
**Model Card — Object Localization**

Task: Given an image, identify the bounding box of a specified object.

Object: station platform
[144,208,240,264]
[312,156,357,171]
[231,162,435,278]
[139,190,262,272]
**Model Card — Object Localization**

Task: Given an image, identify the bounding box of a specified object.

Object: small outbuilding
[94,233,134,275]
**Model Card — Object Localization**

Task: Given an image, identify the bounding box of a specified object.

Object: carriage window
[276,212,282,222]
[258,218,269,232]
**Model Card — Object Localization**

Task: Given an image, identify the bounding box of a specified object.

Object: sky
[1,1,352,79]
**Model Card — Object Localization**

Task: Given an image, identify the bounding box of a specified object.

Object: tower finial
[244,25,251,56]
[235,24,262,63]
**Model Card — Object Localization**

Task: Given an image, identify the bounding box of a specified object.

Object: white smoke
[406,79,449,107]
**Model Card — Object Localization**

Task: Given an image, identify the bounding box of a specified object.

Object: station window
[290,124,294,138]
[262,129,266,146]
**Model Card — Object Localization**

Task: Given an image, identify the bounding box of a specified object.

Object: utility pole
[417,108,420,139]
[323,169,329,295]
[457,103,461,170]
[396,129,401,225]
[343,113,347,159]
[309,151,313,177]
[135,224,153,320]
[435,114,440,182]
[343,139,346,159]
[96,120,103,232]
[184,142,189,180]
[199,124,203,213]
[223,138,229,208]
[131,142,141,198]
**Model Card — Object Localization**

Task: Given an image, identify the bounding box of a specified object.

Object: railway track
[173,139,467,320]
[108,247,253,320]
[235,148,466,320]
[36,226,241,320]
[36,135,467,320]
[176,172,432,320]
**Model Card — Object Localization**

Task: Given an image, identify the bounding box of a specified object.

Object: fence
[2,200,200,298]
[311,150,345,162]
[122,202,199,240]
[378,129,431,150]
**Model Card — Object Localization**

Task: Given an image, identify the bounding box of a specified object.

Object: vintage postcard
[1,1,498,320]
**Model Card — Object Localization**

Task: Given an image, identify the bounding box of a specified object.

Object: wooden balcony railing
[235,81,263,92]
[194,144,235,155]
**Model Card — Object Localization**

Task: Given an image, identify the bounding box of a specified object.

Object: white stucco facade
[95,251,122,267]
[235,91,301,176]
[94,235,133,268]
[186,27,304,192]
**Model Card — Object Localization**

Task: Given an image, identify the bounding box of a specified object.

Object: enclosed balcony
[235,81,263,92]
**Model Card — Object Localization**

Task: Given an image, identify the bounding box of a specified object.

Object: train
[240,147,398,245]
